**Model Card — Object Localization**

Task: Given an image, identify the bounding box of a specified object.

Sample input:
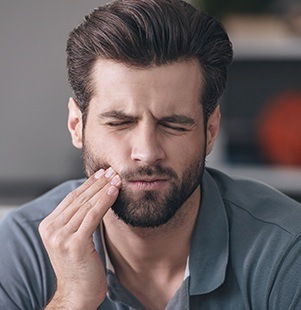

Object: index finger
[47,168,107,220]
[77,180,121,236]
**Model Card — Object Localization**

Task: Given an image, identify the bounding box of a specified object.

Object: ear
[68,97,83,149]
[206,105,221,155]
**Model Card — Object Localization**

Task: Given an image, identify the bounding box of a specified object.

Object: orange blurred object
[257,91,301,166]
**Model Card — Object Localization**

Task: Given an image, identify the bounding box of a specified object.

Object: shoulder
[0,178,85,263]
[204,168,301,307]
[205,167,301,236]
[0,179,84,309]
[6,178,85,224]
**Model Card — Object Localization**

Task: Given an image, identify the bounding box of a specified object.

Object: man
[1,0,301,309]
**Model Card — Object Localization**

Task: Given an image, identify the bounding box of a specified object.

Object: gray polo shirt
[1,168,301,309]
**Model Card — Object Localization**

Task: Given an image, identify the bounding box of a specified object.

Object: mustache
[120,165,178,181]
[90,161,178,181]
[82,146,177,180]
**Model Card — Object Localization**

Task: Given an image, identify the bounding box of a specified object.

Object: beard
[83,142,206,228]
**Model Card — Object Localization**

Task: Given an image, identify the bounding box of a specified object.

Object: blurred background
[1,0,301,217]
[192,0,301,203]
[0,0,106,214]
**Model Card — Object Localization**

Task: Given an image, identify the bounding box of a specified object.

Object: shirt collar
[100,223,115,273]
[188,168,229,295]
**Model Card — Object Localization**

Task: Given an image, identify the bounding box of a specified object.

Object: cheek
[87,132,130,169]
[177,130,205,154]
[166,135,205,173]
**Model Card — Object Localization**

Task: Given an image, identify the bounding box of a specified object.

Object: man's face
[69,59,219,228]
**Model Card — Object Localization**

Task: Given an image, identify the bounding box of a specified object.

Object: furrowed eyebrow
[98,110,137,122]
[98,111,195,125]
[160,114,196,125]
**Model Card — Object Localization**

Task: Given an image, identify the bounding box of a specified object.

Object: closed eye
[106,121,134,127]
[106,121,131,127]
[159,114,195,133]
[98,111,137,129]
[160,122,189,132]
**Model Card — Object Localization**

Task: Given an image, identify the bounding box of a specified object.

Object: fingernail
[107,186,118,196]
[95,169,105,179]
[111,175,120,186]
[105,167,115,178]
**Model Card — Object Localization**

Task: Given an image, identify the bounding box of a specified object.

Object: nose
[131,124,165,165]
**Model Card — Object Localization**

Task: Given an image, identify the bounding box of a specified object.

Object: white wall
[0,0,107,203]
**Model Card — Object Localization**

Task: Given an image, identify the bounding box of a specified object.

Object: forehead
[89,58,204,116]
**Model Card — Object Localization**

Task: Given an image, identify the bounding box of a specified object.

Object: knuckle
[71,235,85,252]
[74,194,89,206]
[84,200,94,211]
[73,201,94,221]
[38,219,46,234]
[85,176,96,187]
[94,176,108,188]
[80,208,100,230]
[39,220,53,240]
[86,208,99,222]
[67,190,88,207]
[66,190,79,202]
[39,219,86,257]
[51,234,78,255]
[82,201,94,215]
[39,221,69,253]
[51,234,66,250]
[60,237,84,259]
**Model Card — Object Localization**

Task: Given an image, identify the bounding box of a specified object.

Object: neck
[102,186,201,275]
[102,186,201,308]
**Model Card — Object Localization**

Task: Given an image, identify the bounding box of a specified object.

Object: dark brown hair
[66,0,233,124]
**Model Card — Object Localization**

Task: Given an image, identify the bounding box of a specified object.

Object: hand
[39,167,121,310]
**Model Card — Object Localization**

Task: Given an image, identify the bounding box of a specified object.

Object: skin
[39,58,220,309]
